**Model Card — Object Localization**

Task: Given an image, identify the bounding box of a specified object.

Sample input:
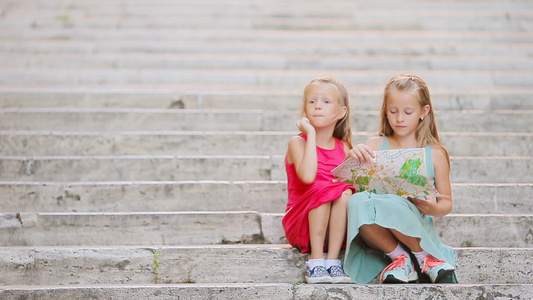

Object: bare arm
[287,117,318,184]
[409,145,453,217]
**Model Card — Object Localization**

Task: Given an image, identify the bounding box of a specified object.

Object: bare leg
[326,189,352,260]
[308,202,331,259]
[390,229,423,252]
[359,224,398,253]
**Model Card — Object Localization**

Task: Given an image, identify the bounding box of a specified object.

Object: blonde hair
[300,77,353,148]
[380,74,449,165]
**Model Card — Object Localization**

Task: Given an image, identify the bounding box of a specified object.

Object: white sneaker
[327,265,352,284]
[305,265,332,284]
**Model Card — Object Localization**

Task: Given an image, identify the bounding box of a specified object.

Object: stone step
[1,131,530,156]
[3,16,529,32]
[259,213,533,247]
[1,181,530,214]
[3,6,530,31]
[0,211,263,246]
[4,0,532,9]
[2,155,531,183]
[1,283,532,300]
[1,27,531,44]
[0,245,530,285]
[1,155,274,181]
[1,88,532,110]
[2,53,532,71]
[2,40,532,57]
[1,68,532,87]
[0,212,530,248]
[1,109,530,132]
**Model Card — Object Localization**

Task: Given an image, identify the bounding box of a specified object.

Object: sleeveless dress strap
[425,145,434,180]
[379,137,390,150]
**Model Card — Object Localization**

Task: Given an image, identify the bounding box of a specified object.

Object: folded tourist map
[332,148,444,198]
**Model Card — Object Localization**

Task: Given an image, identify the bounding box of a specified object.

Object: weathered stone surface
[0,108,530,132]
[0,212,263,246]
[294,284,533,300]
[0,182,530,214]
[1,283,532,300]
[1,131,531,156]
[0,246,530,285]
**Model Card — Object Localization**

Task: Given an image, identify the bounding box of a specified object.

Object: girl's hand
[296,117,315,136]
[348,143,375,163]
[407,195,437,215]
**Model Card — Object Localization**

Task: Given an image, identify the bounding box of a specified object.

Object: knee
[343,189,353,197]
[341,189,353,200]
[334,189,353,206]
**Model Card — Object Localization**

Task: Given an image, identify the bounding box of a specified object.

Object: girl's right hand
[348,143,375,163]
[296,117,315,136]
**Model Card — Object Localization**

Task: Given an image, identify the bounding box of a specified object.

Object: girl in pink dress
[282,77,356,284]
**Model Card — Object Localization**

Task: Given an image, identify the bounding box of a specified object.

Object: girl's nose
[396,113,404,122]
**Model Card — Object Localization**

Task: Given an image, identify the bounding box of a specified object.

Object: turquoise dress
[344,139,457,283]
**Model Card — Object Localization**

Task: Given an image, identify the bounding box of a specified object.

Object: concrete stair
[1,212,531,247]
[1,0,532,299]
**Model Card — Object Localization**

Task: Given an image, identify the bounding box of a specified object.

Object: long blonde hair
[380,74,449,165]
[301,77,353,148]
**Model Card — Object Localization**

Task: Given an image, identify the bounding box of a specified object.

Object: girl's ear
[421,104,430,118]
[338,106,348,119]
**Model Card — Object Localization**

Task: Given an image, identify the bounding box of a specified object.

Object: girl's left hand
[407,195,437,216]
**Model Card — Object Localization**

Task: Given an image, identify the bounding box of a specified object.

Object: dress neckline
[300,133,339,151]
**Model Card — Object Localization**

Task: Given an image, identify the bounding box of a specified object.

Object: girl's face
[386,89,429,137]
[304,83,346,128]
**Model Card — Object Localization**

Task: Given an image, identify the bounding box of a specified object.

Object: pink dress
[282,134,355,253]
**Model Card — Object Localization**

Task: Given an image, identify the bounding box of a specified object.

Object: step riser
[4,3,530,13]
[261,213,533,247]
[0,213,530,248]
[8,3,525,10]
[2,55,532,71]
[0,181,288,213]
[2,156,531,182]
[1,284,532,300]
[294,284,533,300]
[1,91,533,110]
[0,212,263,246]
[3,14,530,32]
[1,28,531,44]
[1,110,530,132]
[1,133,531,156]
[0,284,295,300]
[2,183,530,214]
[0,246,529,285]
[1,156,274,181]
[2,42,532,57]
[1,69,532,87]
[437,215,533,247]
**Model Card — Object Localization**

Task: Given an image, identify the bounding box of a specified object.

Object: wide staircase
[1,0,532,299]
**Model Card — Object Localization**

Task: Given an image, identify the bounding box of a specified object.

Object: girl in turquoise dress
[344,74,457,284]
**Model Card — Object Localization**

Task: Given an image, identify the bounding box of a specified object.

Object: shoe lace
[421,255,444,273]
[379,254,408,284]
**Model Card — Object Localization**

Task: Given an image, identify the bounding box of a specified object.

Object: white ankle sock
[325,259,342,269]
[386,244,410,260]
[306,258,325,270]
[412,250,429,266]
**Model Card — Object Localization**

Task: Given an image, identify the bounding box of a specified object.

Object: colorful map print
[332,148,441,198]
